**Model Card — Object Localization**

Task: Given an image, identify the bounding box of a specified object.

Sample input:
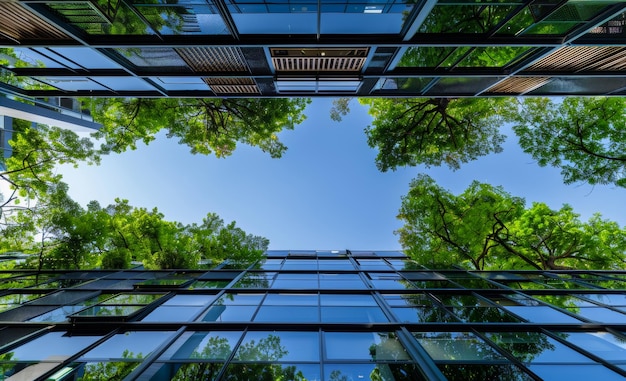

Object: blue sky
[58,98,625,250]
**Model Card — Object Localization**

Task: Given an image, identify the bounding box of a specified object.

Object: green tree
[398,175,626,270]
[503,203,626,270]
[397,174,524,270]
[513,97,626,187]
[1,120,101,207]
[88,97,310,158]
[357,98,510,172]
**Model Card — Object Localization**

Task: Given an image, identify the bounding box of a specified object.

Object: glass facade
[2,1,626,97]
[2,250,626,380]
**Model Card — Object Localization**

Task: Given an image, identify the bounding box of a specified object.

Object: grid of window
[2,1,626,97]
[1,251,626,380]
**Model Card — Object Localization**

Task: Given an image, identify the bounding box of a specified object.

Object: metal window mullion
[397,327,448,381]
[35,328,122,381]
[123,326,187,381]
[212,0,240,41]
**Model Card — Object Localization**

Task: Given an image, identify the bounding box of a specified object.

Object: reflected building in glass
[2,250,626,380]
[1,1,626,97]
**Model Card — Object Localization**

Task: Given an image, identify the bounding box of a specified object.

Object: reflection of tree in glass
[329,369,348,381]
[171,336,231,380]
[0,352,17,379]
[531,294,583,315]
[171,334,303,380]
[222,364,307,381]
[398,46,531,68]
[419,5,515,34]
[47,0,187,35]
[416,332,536,380]
[433,294,518,323]
[232,273,271,288]
[78,350,142,380]
[486,332,554,364]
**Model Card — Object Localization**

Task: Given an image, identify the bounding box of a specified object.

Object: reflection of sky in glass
[254,305,319,322]
[502,306,582,323]
[563,307,626,323]
[142,306,203,322]
[560,331,626,361]
[529,364,623,380]
[2,332,100,361]
[579,294,626,306]
[80,331,173,360]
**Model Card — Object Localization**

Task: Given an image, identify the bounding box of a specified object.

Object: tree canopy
[8,193,268,270]
[336,97,511,172]
[512,97,626,188]
[88,97,310,158]
[397,174,626,270]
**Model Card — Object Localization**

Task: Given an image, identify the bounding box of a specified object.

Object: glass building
[2,250,626,380]
[1,0,626,97]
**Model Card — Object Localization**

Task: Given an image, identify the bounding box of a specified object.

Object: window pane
[322,306,388,323]
[235,331,319,361]
[486,332,594,364]
[167,331,242,360]
[202,305,258,322]
[1,332,100,361]
[557,331,626,362]
[223,363,321,380]
[413,332,505,361]
[324,363,425,381]
[320,294,377,306]
[502,306,582,323]
[325,332,410,361]
[529,364,624,380]
[80,331,173,360]
[254,306,319,322]
[263,293,318,305]
[392,307,457,323]
[152,362,224,380]
[142,306,203,322]
[438,364,533,381]
[163,294,217,306]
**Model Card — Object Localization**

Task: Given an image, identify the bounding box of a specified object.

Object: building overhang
[0,97,101,132]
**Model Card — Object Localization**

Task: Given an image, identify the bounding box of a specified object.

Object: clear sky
[58,98,626,250]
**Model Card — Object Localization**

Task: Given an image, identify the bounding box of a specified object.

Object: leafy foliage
[15,195,268,270]
[88,98,310,158]
[398,175,626,270]
[359,98,510,172]
[512,97,626,187]
[1,121,100,199]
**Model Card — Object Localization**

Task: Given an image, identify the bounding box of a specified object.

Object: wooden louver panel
[0,2,70,41]
[528,47,626,72]
[272,57,367,72]
[176,47,249,72]
[203,77,260,94]
[486,77,551,94]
